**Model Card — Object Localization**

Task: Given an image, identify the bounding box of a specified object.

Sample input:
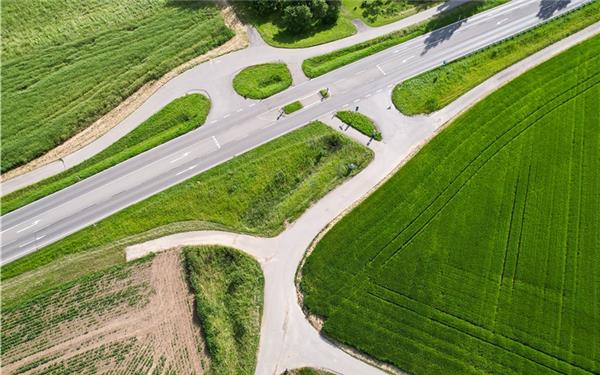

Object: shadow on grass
[537,0,570,19]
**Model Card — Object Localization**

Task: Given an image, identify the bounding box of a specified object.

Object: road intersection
[120,22,600,374]
[0,0,593,266]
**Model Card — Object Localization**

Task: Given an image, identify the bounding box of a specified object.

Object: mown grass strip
[233,63,292,99]
[301,36,600,374]
[1,122,373,306]
[184,245,263,375]
[392,0,600,115]
[1,94,210,215]
[1,1,233,172]
[302,0,506,78]
[283,101,304,114]
[336,111,381,140]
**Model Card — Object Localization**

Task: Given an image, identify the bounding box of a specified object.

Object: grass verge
[392,0,600,115]
[1,94,210,215]
[341,0,440,27]
[1,0,233,173]
[233,63,292,99]
[2,122,373,307]
[302,0,506,78]
[184,245,263,375]
[283,101,304,114]
[336,111,381,140]
[301,36,600,374]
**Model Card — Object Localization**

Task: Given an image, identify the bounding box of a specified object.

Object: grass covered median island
[393,0,600,115]
[342,0,440,27]
[0,0,233,173]
[2,122,373,307]
[184,245,263,375]
[1,94,210,215]
[233,63,292,99]
[336,111,381,140]
[302,0,506,78]
[301,36,600,374]
[283,101,304,114]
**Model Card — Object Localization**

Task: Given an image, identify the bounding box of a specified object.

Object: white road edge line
[212,136,221,149]
[376,64,386,75]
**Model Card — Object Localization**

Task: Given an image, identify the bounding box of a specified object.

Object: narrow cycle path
[1,0,593,264]
[123,22,600,374]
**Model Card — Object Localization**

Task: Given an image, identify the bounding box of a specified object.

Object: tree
[310,0,329,20]
[282,4,313,33]
[323,0,341,25]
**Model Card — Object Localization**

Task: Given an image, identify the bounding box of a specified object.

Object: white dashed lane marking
[212,136,221,149]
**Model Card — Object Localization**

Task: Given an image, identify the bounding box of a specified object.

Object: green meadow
[1,0,233,172]
[185,246,263,375]
[302,36,600,374]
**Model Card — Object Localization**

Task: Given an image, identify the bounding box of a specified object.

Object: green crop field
[185,245,263,375]
[393,0,600,115]
[2,122,373,307]
[233,63,293,99]
[1,94,211,215]
[0,0,233,173]
[302,36,599,374]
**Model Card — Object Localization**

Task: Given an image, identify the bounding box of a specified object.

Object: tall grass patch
[1,0,233,172]
[302,36,600,374]
[392,0,600,115]
[184,246,263,375]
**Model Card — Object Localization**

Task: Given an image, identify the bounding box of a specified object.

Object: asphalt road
[0,0,590,264]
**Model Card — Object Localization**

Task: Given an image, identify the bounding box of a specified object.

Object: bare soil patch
[1,250,209,374]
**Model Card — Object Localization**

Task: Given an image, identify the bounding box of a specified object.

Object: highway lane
[1,0,591,264]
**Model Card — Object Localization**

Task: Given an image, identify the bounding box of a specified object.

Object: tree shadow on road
[420,17,466,55]
[536,0,571,19]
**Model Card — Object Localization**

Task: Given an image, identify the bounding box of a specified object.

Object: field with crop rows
[302,37,599,374]
[0,0,233,172]
[1,251,210,374]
